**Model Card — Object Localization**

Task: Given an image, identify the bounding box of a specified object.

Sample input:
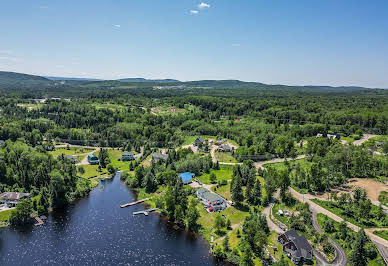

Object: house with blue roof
[179,172,195,185]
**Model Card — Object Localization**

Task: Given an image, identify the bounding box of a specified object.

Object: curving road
[311,212,348,266]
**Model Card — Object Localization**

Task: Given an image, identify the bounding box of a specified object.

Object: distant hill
[0,71,54,90]
[44,76,102,82]
[117,78,180,83]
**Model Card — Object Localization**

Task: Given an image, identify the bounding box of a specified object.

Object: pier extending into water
[120,198,149,208]
[133,208,159,216]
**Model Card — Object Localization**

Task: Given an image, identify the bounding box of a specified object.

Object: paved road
[311,212,348,266]
[289,187,388,263]
[262,190,285,234]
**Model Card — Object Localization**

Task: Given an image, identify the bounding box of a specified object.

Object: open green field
[78,165,108,179]
[198,165,234,184]
[49,147,94,158]
[0,209,14,222]
[215,151,238,163]
[373,230,388,241]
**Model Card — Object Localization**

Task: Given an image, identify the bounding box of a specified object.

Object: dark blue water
[0,173,220,265]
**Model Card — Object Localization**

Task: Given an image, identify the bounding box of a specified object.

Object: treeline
[0,141,93,225]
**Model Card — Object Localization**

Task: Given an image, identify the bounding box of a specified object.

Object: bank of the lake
[0,172,224,265]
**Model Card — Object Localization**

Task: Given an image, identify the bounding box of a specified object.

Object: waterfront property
[0,192,31,207]
[179,172,195,185]
[196,188,226,212]
[122,151,135,161]
[88,154,99,165]
[152,153,168,162]
[278,229,313,264]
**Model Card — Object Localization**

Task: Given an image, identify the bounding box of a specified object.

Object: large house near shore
[0,192,31,207]
[196,188,226,212]
[278,229,313,264]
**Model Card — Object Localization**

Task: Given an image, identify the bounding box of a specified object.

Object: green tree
[214,213,226,234]
[350,230,368,266]
[210,172,217,184]
[9,200,33,226]
[186,198,200,230]
[174,205,185,224]
[223,235,230,252]
[49,170,67,208]
[240,240,255,266]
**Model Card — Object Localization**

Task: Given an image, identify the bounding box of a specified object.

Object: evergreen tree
[230,165,244,204]
[186,198,200,230]
[253,178,262,205]
[350,230,368,266]
[223,235,230,252]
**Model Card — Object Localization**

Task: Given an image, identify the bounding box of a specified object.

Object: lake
[0,173,222,265]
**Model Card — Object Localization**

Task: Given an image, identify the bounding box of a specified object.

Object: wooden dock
[120,198,149,208]
[34,217,44,226]
[133,208,159,216]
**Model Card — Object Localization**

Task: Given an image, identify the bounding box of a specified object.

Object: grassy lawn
[312,199,387,228]
[341,136,355,143]
[0,209,14,221]
[317,214,385,266]
[49,147,94,158]
[198,165,234,184]
[373,230,388,241]
[267,231,293,265]
[215,151,238,163]
[198,203,249,243]
[106,149,138,172]
[213,182,232,200]
[78,165,108,179]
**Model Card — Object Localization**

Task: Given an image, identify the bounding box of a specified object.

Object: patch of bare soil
[315,178,387,203]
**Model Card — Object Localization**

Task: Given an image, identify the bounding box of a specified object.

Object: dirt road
[352,134,378,146]
[254,155,306,170]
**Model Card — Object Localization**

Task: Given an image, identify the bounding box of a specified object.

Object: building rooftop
[122,151,134,156]
[152,153,168,161]
[0,192,31,201]
[179,172,195,183]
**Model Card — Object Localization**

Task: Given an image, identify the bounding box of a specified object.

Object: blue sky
[1,0,388,87]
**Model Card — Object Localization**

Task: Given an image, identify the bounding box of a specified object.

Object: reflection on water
[0,173,221,265]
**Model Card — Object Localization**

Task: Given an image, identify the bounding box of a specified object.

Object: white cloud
[114,24,121,28]
[0,50,12,55]
[198,2,210,9]
[40,6,49,9]
[0,56,20,62]
[232,43,241,47]
[190,10,199,14]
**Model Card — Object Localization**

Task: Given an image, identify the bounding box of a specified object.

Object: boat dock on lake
[133,208,159,216]
[120,198,149,208]
[34,216,44,226]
